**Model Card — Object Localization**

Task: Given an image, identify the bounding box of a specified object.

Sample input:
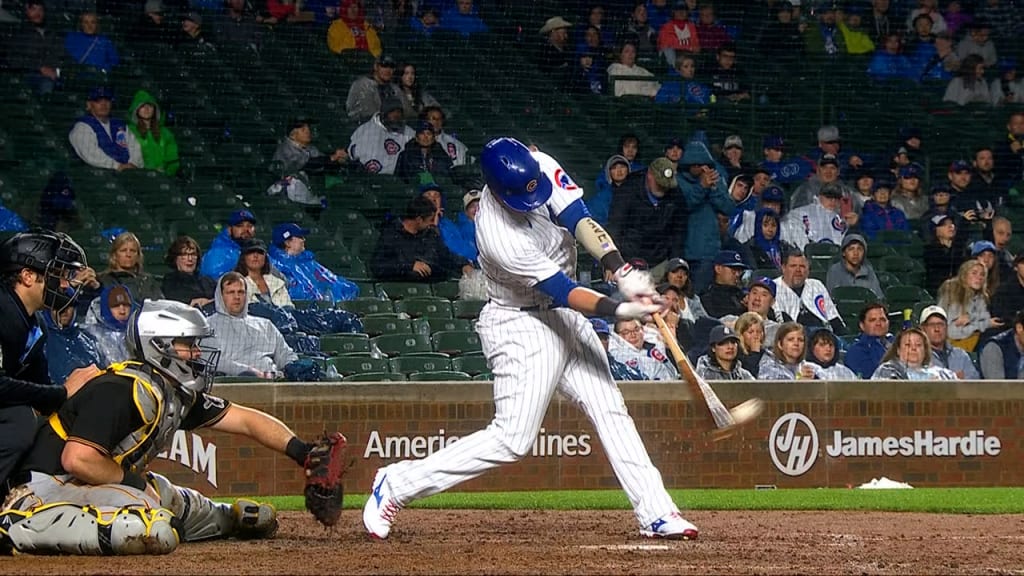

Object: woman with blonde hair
[97,231,162,302]
[871,328,957,380]
[757,322,822,380]
[938,258,1003,352]
[733,311,765,376]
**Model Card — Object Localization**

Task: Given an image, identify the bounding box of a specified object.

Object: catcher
[0,300,348,555]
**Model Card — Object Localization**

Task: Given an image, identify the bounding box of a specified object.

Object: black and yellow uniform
[19,363,230,479]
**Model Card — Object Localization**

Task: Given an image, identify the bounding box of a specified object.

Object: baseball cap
[819,183,843,198]
[841,233,867,251]
[666,257,689,272]
[107,285,132,308]
[88,86,114,101]
[762,185,784,202]
[380,97,404,116]
[143,0,163,13]
[749,276,776,298]
[930,183,952,195]
[713,250,748,268]
[709,325,741,346]
[272,223,310,247]
[930,213,954,228]
[919,305,947,325]
[227,209,256,226]
[649,157,678,189]
[899,163,923,178]
[463,189,481,209]
[664,137,684,151]
[724,135,744,150]
[286,118,314,133]
[239,238,267,254]
[183,11,202,25]
[949,160,971,173]
[971,240,997,257]
[899,126,922,141]
[415,120,433,134]
[818,154,840,168]
[817,125,841,142]
[377,53,397,67]
[872,179,893,193]
[763,135,785,150]
[656,282,681,296]
[589,317,611,336]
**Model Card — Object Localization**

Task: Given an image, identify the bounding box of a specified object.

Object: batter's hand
[612,263,656,301]
[614,300,662,321]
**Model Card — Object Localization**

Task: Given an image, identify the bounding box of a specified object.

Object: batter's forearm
[574,217,627,272]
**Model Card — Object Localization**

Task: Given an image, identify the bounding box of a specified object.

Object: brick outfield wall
[147,381,1024,496]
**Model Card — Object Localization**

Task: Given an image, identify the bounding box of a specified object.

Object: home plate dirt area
[3,510,1023,575]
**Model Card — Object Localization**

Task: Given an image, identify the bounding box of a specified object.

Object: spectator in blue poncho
[419,183,478,263]
[439,0,487,36]
[744,208,785,271]
[868,33,916,82]
[64,11,119,73]
[202,208,283,280]
[82,284,135,365]
[0,197,27,233]
[43,305,106,385]
[268,223,359,303]
[454,189,480,262]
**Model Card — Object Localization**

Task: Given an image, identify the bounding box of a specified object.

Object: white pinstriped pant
[384,303,679,527]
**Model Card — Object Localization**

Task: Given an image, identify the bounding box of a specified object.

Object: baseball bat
[652,312,763,440]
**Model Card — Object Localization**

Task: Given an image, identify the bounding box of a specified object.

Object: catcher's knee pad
[232,499,278,540]
[2,503,178,555]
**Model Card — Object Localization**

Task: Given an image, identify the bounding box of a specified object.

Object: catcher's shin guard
[147,473,277,541]
[0,503,178,555]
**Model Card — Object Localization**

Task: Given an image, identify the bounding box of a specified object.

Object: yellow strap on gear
[48,413,69,441]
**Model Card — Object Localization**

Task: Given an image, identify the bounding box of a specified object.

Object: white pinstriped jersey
[475,151,584,308]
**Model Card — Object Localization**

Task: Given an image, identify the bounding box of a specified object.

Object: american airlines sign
[769,412,1002,477]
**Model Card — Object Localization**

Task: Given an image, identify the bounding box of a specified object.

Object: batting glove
[614,300,661,321]
[612,263,656,301]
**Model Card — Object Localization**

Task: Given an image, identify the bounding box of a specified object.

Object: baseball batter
[363,137,698,541]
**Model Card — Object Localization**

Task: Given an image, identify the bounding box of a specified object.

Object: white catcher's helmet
[127,299,220,396]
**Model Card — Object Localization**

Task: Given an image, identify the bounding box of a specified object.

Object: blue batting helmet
[480,137,553,212]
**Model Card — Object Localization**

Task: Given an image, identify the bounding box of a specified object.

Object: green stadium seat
[394,297,453,319]
[471,372,493,381]
[451,355,489,376]
[338,297,393,316]
[431,330,483,356]
[371,333,433,356]
[324,356,390,376]
[804,242,840,264]
[377,282,434,300]
[885,284,934,313]
[415,317,474,335]
[320,333,371,355]
[408,370,472,382]
[452,299,487,319]
[878,255,926,286]
[360,316,412,337]
[832,285,883,305]
[431,280,461,300]
[388,356,452,375]
[343,371,407,382]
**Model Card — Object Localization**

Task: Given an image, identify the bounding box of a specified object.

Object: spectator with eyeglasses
[161,236,216,308]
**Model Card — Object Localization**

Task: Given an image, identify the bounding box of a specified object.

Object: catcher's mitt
[304,432,350,527]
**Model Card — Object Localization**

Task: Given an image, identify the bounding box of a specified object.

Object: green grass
[251,488,1024,515]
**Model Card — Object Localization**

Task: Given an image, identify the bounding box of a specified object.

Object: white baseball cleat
[639,512,699,540]
[363,468,402,540]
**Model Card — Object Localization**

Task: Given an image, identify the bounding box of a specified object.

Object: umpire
[0,230,97,500]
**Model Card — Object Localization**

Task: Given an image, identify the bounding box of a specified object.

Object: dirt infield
[3,510,1023,575]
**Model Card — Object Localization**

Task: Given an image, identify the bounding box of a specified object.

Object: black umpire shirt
[0,284,63,409]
